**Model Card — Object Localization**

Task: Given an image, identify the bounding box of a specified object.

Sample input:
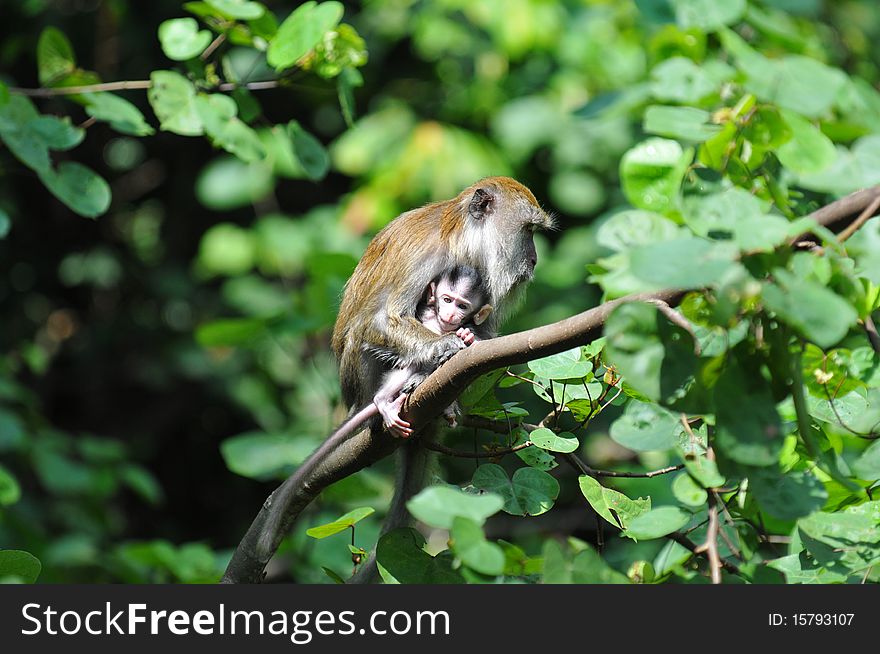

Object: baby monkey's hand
[456,327,475,346]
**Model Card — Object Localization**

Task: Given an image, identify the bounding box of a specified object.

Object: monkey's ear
[427,281,437,302]
[467,188,494,221]
[473,304,493,325]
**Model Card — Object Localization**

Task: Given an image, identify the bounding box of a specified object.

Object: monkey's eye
[442,297,452,303]
[457,303,468,310]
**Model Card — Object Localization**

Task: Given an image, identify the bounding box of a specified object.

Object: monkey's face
[463,178,556,292]
[432,278,483,332]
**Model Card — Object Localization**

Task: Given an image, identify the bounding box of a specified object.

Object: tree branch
[220,185,880,584]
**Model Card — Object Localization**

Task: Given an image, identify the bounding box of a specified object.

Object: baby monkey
[375,264,492,438]
[326,265,492,445]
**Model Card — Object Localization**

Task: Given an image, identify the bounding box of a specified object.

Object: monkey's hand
[430,332,467,365]
[456,327,475,346]
[377,393,413,438]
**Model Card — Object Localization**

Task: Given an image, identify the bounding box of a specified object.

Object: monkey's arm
[366,314,466,368]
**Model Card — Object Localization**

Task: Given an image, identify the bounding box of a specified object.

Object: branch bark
[221,185,880,584]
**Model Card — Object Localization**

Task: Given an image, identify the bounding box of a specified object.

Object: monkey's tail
[349,434,434,583]
[255,402,380,559]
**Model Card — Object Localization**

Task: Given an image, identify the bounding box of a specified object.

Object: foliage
[2,0,880,585]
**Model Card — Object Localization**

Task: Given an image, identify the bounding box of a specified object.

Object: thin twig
[837,194,880,243]
[863,315,880,356]
[668,533,740,576]
[421,439,533,458]
[10,79,280,97]
[705,493,722,584]
[201,32,227,61]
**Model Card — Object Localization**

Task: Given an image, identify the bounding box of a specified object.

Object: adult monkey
[251,177,553,575]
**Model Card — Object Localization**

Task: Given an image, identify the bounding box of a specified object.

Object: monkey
[374,264,494,438]
[254,177,554,569]
[301,265,494,449]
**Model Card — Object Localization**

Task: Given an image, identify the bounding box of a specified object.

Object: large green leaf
[578,475,650,531]
[37,27,76,85]
[375,528,463,584]
[148,70,204,136]
[195,94,266,162]
[450,516,505,576]
[527,347,591,380]
[267,1,344,71]
[38,162,111,219]
[406,485,504,529]
[84,93,155,136]
[609,400,681,452]
[644,105,721,142]
[750,469,828,521]
[762,270,858,349]
[542,540,629,584]
[672,0,746,31]
[625,507,691,540]
[158,18,213,61]
[620,138,692,216]
[205,0,265,20]
[472,464,559,516]
[0,550,41,583]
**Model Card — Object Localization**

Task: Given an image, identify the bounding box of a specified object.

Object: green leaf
[578,475,651,531]
[762,270,858,348]
[625,506,691,540]
[853,440,880,480]
[0,550,41,583]
[220,432,318,479]
[205,0,265,20]
[604,302,701,405]
[609,401,681,452]
[306,507,375,538]
[83,93,155,136]
[0,464,21,506]
[683,455,725,488]
[267,1,344,71]
[451,516,505,576]
[644,105,721,142]
[0,208,9,239]
[629,237,738,288]
[672,472,707,507]
[750,469,828,521]
[0,95,80,173]
[197,222,257,275]
[38,162,111,219]
[650,56,719,103]
[148,70,204,136]
[30,116,84,150]
[472,464,559,516]
[720,29,847,119]
[311,23,368,79]
[337,67,364,127]
[797,135,880,195]
[375,528,463,584]
[671,0,746,31]
[406,485,504,529]
[529,428,579,453]
[195,94,266,162]
[527,347,591,380]
[713,357,783,466]
[288,120,330,180]
[777,110,837,175]
[542,540,629,584]
[620,138,692,215]
[597,209,682,252]
[158,18,213,61]
[196,317,268,346]
[685,186,770,238]
[37,27,76,85]
[798,501,880,575]
[512,428,558,471]
[195,156,274,210]
[119,464,164,506]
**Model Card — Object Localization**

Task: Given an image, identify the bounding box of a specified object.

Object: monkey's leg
[373,367,414,438]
